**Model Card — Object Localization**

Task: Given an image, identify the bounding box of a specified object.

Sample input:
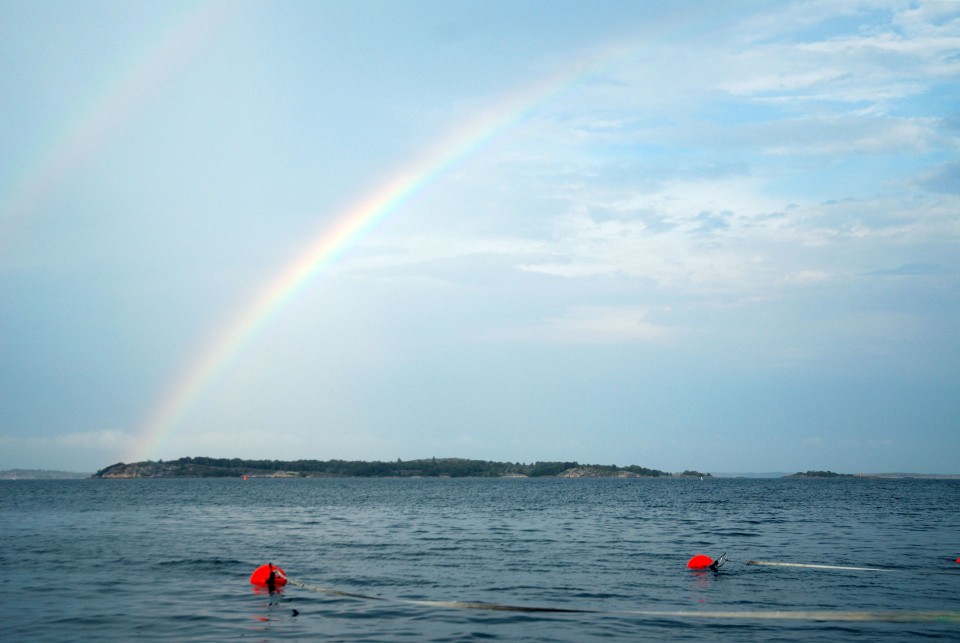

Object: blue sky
[1,1,958,474]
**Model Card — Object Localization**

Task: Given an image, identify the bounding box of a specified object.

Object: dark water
[2,477,958,641]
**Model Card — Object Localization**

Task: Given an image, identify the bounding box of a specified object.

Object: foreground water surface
[2,477,958,640]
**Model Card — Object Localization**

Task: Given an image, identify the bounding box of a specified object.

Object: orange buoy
[250,563,288,589]
[687,554,714,569]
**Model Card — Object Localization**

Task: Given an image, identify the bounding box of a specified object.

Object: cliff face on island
[92,457,688,479]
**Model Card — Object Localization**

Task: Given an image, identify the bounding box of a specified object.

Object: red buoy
[250,563,288,588]
[687,554,714,570]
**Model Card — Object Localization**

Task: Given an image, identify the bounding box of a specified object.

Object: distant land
[785,470,856,478]
[861,472,960,479]
[781,470,960,479]
[92,457,713,479]
[785,470,960,479]
[712,472,792,479]
[717,470,960,479]
[5,462,956,480]
[0,469,90,480]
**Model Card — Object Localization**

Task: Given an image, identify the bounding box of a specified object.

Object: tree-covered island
[93,457,712,479]
[784,470,854,478]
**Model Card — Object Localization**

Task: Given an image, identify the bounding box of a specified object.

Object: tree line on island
[93,457,713,479]
[786,470,855,478]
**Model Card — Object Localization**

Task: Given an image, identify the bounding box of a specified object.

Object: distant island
[785,470,855,478]
[0,469,90,480]
[782,471,960,479]
[92,457,713,479]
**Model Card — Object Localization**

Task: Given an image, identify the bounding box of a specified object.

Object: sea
[2,477,958,641]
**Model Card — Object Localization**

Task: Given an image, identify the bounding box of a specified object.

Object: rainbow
[0,1,233,249]
[106,10,707,462]
[125,62,596,462]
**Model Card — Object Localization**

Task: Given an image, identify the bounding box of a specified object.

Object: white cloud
[489,305,675,345]
[785,270,831,284]
[348,232,548,275]
[728,12,954,99]
[753,116,943,156]
[562,2,960,162]
[502,182,960,320]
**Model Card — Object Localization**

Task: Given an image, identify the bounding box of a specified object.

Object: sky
[1,1,958,475]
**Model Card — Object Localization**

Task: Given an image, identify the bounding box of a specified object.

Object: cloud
[865,263,947,277]
[489,305,675,345]
[499,180,960,320]
[719,5,960,107]
[785,270,830,284]
[693,210,732,234]
[512,201,772,293]
[744,116,941,157]
[919,161,960,195]
[548,3,960,168]
[799,194,960,243]
[349,233,549,276]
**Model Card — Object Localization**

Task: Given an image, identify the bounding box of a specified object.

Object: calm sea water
[2,477,958,641]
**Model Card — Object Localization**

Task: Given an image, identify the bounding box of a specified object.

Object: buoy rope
[747,560,960,575]
[285,579,960,623]
[748,560,894,572]
[287,579,590,613]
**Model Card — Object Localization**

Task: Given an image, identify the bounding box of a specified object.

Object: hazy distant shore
[0,469,90,480]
